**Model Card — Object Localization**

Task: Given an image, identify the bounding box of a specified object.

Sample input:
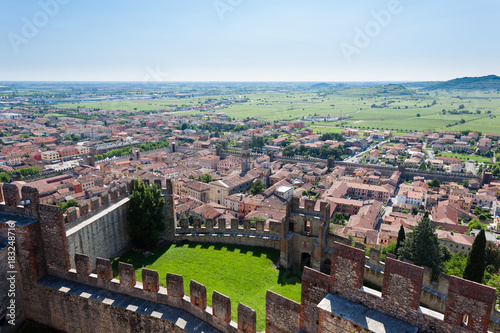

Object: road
[344,140,389,163]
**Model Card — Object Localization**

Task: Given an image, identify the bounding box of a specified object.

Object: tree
[395,225,406,257]
[485,241,500,272]
[250,180,264,195]
[399,212,447,279]
[199,174,213,183]
[128,179,165,249]
[416,113,421,117]
[428,178,440,188]
[463,229,486,283]
[0,172,10,183]
[468,218,487,232]
[411,205,419,215]
[330,212,346,226]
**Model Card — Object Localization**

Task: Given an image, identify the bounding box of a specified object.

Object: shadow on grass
[277,268,302,286]
[111,243,174,276]
[112,242,284,276]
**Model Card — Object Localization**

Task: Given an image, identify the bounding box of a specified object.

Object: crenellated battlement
[56,253,258,333]
[175,217,282,238]
[0,184,41,218]
[65,185,129,230]
[4,182,500,333]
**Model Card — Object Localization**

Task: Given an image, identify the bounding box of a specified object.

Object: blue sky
[0,0,499,81]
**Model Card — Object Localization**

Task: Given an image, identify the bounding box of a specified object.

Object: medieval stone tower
[241,140,251,175]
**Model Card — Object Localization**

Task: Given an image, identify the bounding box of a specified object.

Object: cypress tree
[395,225,406,257]
[463,229,487,283]
[128,179,165,249]
[399,212,445,278]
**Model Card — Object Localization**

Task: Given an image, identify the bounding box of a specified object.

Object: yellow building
[41,151,60,162]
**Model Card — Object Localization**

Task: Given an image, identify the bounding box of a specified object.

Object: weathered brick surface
[39,204,71,272]
[166,273,184,298]
[119,183,127,196]
[110,188,118,201]
[329,242,364,292]
[101,192,109,206]
[265,290,300,333]
[3,183,20,207]
[66,207,78,223]
[318,308,367,333]
[193,218,202,229]
[238,303,256,333]
[179,218,189,229]
[96,258,113,280]
[300,267,330,333]
[79,201,89,216]
[142,268,159,292]
[23,282,189,333]
[230,219,238,230]
[368,247,380,263]
[190,280,207,309]
[212,290,231,323]
[21,186,40,218]
[75,253,91,276]
[90,197,100,211]
[118,262,136,288]
[382,258,423,310]
[444,276,496,333]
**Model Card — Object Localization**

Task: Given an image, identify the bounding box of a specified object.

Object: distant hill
[425,75,500,90]
[334,84,415,97]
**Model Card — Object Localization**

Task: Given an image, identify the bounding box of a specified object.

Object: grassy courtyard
[111,243,302,331]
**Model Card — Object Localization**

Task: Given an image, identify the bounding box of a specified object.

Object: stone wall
[30,254,258,333]
[66,198,130,270]
[265,290,300,333]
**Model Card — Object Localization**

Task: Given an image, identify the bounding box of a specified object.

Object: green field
[111,243,302,331]
[437,152,492,164]
[52,87,500,134]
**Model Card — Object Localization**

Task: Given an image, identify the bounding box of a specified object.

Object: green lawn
[111,243,302,331]
[438,152,492,164]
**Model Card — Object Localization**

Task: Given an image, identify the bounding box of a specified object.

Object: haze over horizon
[1,0,499,82]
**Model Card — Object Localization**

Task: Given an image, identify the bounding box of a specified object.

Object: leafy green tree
[468,218,487,232]
[445,252,467,277]
[411,205,418,215]
[399,212,447,279]
[395,225,406,257]
[428,178,440,188]
[0,172,10,183]
[250,180,264,195]
[463,229,486,283]
[199,174,213,183]
[57,199,79,213]
[128,179,165,249]
[485,241,500,272]
[330,212,346,226]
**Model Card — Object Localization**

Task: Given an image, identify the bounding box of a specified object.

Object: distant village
[1,106,500,254]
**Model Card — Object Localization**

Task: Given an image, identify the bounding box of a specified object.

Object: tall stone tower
[241,141,251,175]
[162,179,176,241]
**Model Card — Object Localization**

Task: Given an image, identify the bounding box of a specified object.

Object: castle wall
[66,198,130,270]
[26,278,191,333]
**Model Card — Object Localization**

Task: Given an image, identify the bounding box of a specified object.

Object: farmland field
[52,86,500,134]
